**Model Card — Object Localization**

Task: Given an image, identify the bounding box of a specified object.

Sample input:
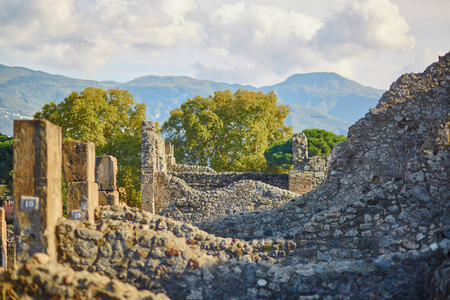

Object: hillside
[0,64,383,136]
[261,72,384,123]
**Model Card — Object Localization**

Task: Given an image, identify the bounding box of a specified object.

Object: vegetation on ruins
[162,89,292,172]
[0,133,13,206]
[34,87,146,207]
[265,129,347,173]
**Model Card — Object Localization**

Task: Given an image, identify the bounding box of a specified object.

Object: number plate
[71,210,84,220]
[20,196,39,211]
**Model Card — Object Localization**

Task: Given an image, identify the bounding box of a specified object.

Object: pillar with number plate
[13,120,62,263]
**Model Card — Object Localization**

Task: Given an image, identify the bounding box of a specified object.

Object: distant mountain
[121,76,256,122]
[261,72,384,124]
[0,64,384,136]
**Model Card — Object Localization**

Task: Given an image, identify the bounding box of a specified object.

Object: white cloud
[0,0,202,71]
[0,0,448,90]
[312,0,415,60]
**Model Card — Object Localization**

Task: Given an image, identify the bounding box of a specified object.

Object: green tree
[0,133,13,207]
[34,87,146,207]
[303,129,346,157]
[265,129,347,172]
[0,133,13,185]
[162,89,292,172]
[264,139,293,173]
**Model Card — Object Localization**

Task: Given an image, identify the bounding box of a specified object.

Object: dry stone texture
[13,119,62,262]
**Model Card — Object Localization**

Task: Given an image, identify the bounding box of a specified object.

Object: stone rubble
[3,52,450,299]
[0,253,169,300]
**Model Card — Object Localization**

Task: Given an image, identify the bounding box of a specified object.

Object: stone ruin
[140,124,330,225]
[0,53,449,299]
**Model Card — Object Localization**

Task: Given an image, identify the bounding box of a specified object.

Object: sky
[0,0,449,90]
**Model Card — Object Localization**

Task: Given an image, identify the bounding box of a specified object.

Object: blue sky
[1,0,449,89]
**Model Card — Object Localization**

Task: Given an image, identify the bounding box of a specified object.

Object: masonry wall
[54,205,450,299]
[199,52,450,263]
[140,123,328,217]
[172,172,288,190]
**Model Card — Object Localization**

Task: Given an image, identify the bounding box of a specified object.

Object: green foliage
[264,139,293,173]
[0,133,13,186]
[0,133,13,207]
[303,129,347,157]
[264,129,347,172]
[34,87,146,207]
[162,89,292,172]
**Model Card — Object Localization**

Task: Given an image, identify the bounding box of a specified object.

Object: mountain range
[0,64,385,137]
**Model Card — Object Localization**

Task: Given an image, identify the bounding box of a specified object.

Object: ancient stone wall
[53,205,449,299]
[289,132,331,195]
[140,122,328,217]
[199,52,450,263]
[173,172,288,190]
[3,53,449,300]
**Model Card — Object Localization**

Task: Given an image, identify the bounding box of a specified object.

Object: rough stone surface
[66,181,99,223]
[3,53,450,300]
[0,253,169,300]
[96,155,118,191]
[63,141,96,182]
[99,190,120,206]
[161,179,301,225]
[199,53,450,263]
[13,119,62,262]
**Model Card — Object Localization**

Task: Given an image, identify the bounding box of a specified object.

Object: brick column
[0,208,6,269]
[13,119,62,262]
[96,156,119,206]
[63,141,98,223]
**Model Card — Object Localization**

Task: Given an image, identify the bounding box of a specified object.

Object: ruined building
[0,53,449,299]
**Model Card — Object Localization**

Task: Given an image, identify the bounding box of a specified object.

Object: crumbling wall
[172,172,288,190]
[140,122,328,218]
[53,205,450,299]
[161,180,300,225]
[289,132,331,194]
[199,52,450,262]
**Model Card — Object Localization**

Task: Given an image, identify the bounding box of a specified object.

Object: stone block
[141,167,155,213]
[95,156,118,191]
[13,119,62,262]
[66,181,99,223]
[63,141,96,182]
[99,190,119,206]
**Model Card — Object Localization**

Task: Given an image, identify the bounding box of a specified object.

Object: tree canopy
[303,128,347,157]
[0,133,13,207]
[265,128,347,172]
[162,89,292,172]
[34,87,146,207]
[0,133,13,186]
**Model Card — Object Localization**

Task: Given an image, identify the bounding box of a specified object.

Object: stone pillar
[63,141,98,223]
[292,132,308,168]
[141,121,156,213]
[0,209,6,269]
[13,119,62,262]
[96,156,119,206]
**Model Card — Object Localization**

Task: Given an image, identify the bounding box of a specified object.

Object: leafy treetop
[265,128,347,173]
[162,89,292,172]
[34,87,146,207]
